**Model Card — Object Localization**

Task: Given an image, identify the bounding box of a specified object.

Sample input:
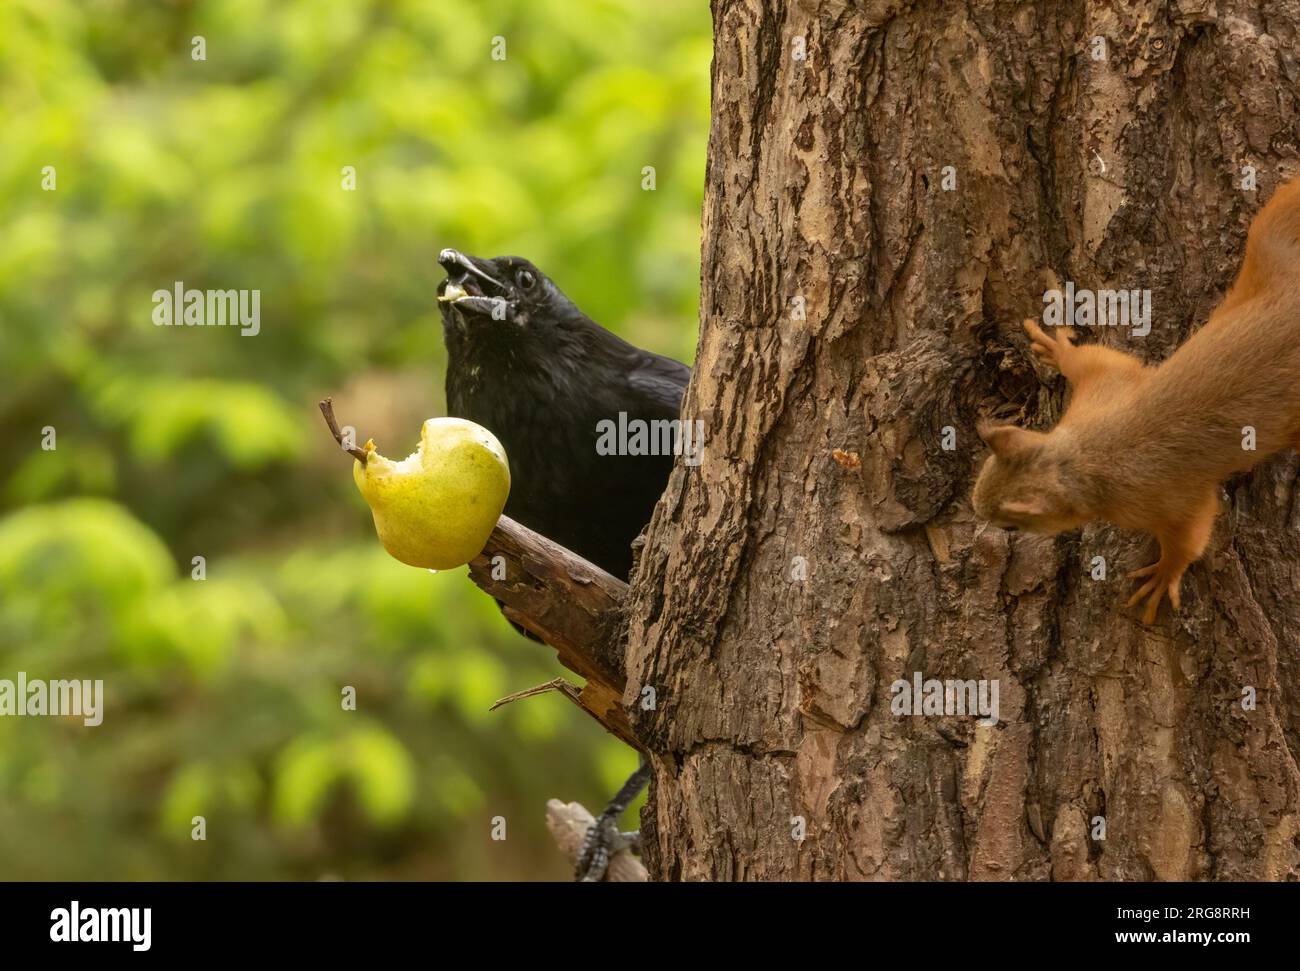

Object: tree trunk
[625,0,1300,881]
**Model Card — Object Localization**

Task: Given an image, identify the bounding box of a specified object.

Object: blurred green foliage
[0,0,709,879]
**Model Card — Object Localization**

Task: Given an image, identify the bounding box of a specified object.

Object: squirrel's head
[971,421,1085,535]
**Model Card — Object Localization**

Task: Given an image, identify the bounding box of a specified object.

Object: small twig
[490,678,582,712]
[319,397,369,463]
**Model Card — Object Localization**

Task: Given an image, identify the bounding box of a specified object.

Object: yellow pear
[352,417,510,570]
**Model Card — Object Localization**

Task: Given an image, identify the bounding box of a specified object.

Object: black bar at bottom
[0,880,1284,957]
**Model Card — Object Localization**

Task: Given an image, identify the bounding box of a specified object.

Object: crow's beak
[439,246,504,292]
[437,249,509,314]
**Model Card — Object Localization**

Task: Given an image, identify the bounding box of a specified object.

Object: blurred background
[0,0,709,879]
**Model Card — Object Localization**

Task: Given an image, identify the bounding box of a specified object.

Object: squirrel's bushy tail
[1227,176,1300,304]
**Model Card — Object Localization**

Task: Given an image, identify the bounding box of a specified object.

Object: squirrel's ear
[977,420,1040,458]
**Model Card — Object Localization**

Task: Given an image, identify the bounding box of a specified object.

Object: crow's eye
[516,270,535,290]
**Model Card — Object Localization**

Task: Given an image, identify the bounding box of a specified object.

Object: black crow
[437,248,689,578]
[436,248,690,880]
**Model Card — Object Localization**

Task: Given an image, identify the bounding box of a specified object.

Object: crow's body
[437,249,689,580]
[436,249,688,881]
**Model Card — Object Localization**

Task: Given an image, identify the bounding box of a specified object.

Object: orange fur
[972,177,1300,624]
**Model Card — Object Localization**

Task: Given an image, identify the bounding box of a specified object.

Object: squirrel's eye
[517,270,535,290]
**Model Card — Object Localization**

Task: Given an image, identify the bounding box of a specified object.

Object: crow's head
[437,249,579,341]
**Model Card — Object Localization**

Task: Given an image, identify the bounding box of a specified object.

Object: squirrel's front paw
[1022,318,1068,370]
[1126,559,1187,624]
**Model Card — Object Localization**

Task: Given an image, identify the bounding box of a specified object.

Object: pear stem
[318,397,369,464]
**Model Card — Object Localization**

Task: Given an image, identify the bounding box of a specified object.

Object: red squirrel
[972,176,1300,623]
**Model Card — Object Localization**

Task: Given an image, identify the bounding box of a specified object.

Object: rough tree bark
[624,0,1300,880]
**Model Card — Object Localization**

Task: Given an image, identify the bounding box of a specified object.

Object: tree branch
[469,517,635,749]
